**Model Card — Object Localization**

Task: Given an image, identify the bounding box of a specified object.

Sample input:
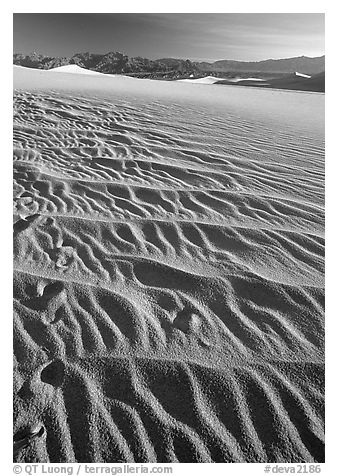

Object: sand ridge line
[12,210,326,237]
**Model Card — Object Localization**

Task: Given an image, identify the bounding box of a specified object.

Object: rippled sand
[13,66,325,463]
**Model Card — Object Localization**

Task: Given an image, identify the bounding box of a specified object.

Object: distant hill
[197,55,325,75]
[13,52,325,77]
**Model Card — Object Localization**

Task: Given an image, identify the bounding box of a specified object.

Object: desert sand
[13,65,324,463]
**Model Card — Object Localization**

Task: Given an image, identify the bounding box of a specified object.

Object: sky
[13,13,325,62]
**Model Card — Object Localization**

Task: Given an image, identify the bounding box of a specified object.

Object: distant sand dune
[178,76,228,84]
[47,65,104,75]
[13,67,324,463]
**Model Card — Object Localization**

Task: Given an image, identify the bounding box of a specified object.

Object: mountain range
[197,55,324,75]
[13,52,325,77]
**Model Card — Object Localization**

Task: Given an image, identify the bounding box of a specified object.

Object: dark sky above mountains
[13,13,325,62]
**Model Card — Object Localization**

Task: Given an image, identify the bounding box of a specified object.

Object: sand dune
[295,72,312,78]
[47,65,104,75]
[13,66,324,463]
[178,76,266,85]
[178,75,227,84]
[232,77,265,82]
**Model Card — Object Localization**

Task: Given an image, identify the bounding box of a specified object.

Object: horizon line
[13,51,326,63]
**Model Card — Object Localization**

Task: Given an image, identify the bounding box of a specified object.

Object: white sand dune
[178,76,266,84]
[232,77,266,82]
[13,66,324,463]
[14,64,141,81]
[295,72,312,78]
[47,64,104,75]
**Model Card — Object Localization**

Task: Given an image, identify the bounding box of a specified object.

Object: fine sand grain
[13,66,324,463]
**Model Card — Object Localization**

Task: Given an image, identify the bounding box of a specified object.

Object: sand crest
[13,66,324,463]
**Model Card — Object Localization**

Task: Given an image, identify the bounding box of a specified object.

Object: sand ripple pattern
[13,89,324,463]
